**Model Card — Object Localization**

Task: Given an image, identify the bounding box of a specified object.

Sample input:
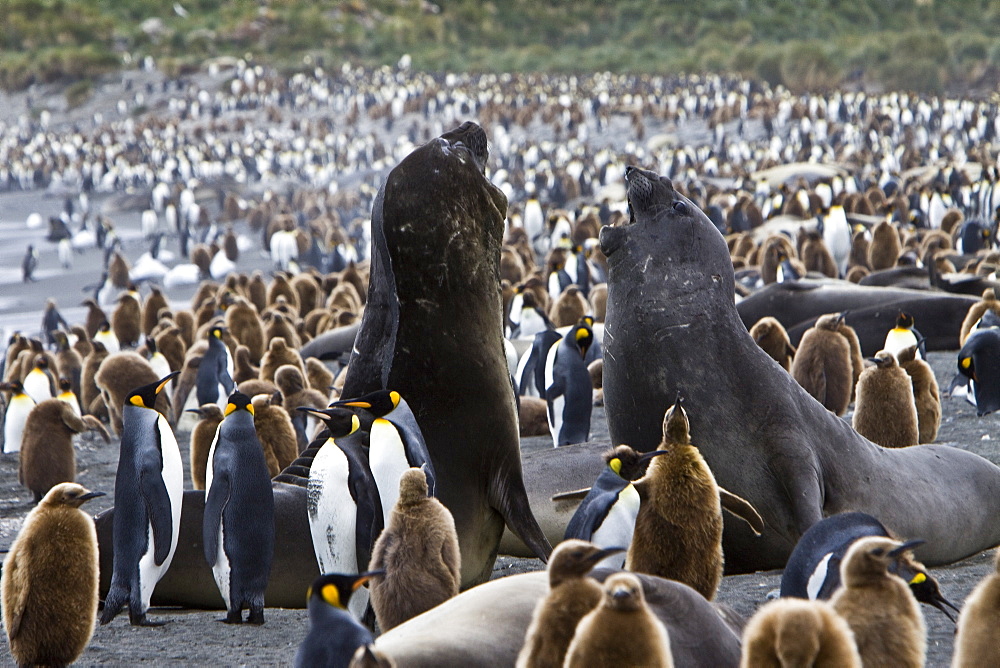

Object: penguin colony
[5,59,1000,666]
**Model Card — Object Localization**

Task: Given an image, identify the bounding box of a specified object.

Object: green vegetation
[1,0,998,94]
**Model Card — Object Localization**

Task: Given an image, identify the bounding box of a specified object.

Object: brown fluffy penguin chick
[627,399,762,600]
[790,313,853,416]
[111,290,142,349]
[1,483,104,667]
[80,341,109,417]
[82,299,107,339]
[224,295,265,364]
[830,536,927,668]
[845,265,869,283]
[142,287,169,337]
[94,352,164,436]
[188,404,224,490]
[749,316,796,371]
[519,396,551,437]
[564,573,673,668]
[251,392,299,474]
[369,468,461,632]
[852,350,919,448]
[305,357,335,394]
[868,219,903,271]
[516,540,625,668]
[741,598,860,668]
[959,288,1000,345]
[953,548,1000,667]
[548,285,590,328]
[275,364,328,446]
[837,319,865,401]
[802,232,839,278]
[896,345,941,444]
[848,229,871,271]
[233,344,261,384]
[70,325,93,359]
[19,399,109,502]
[589,283,607,322]
[260,337,305,383]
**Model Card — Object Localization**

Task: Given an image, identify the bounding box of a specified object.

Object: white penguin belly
[3,397,33,453]
[515,348,539,398]
[23,371,53,404]
[807,552,834,600]
[543,341,562,447]
[158,415,184,577]
[370,419,411,527]
[211,522,231,610]
[591,485,640,569]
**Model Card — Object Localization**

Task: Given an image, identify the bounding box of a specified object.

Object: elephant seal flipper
[342,122,550,585]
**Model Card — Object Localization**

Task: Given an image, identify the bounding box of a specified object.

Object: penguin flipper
[82,415,112,442]
[218,354,235,395]
[718,486,765,535]
[545,380,565,422]
[2,548,25,638]
[551,487,592,502]
[203,473,231,566]
[140,469,174,565]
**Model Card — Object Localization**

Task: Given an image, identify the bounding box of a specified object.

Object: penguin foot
[130,613,165,627]
[223,610,244,624]
[247,609,265,625]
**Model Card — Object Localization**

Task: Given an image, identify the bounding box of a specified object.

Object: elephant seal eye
[672,200,689,214]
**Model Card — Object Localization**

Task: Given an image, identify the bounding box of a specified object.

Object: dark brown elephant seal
[95,484,317,609]
[599,165,1000,572]
[341,121,550,586]
[374,569,741,667]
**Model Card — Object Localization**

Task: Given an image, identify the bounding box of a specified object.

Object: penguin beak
[888,538,926,558]
[586,546,627,567]
[638,449,669,463]
[354,570,386,589]
[155,371,180,394]
[925,594,960,624]
[78,491,106,501]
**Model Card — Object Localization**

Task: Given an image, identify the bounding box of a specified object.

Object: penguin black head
[604,444,669,481]
[336,390,401,417]
[1,381,26,395]
[99,321,111,333]
[127,371,180,408]
[59,377,72,393]
[44,482,105,508]
[306,571,384,610]
[896,312,915,329]
[224,391,254,417]
[297,406,359,438]
[33,355,49,370]
[571,323,594,358]
[894,563,960,623]
[209,325,225,340]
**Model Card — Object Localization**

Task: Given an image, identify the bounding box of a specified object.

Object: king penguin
[544,321,594,447]
[780,512,959,622]
[882,311,925,360]
[560,445,668,569]
[296,406,382,622]
[333,390,435,528]
[294,571,382,668]
[101,371,182,626]
[830,536,927,668]
[196,325,235,409]
[1,380,35,454]
[1,483,105,668]
[956,325,1000,415]
[516,539,626,668]
[204,391,275,624]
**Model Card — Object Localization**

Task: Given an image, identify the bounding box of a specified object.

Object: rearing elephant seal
[341,121,551,586]
[600,165,1000,572]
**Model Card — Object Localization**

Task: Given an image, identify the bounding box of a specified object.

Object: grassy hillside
[1,0,999,95]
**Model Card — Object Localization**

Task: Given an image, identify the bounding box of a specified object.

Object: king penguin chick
[953,548,1000,668]
[740,598,861,668]
[627,397,763,600]
[187,403,225,490]
[204,391,275,624]
[791,313,853,415]
[852,350,919,448]
[251,391,299,474]
[959,288,1000,346]
[369,467,461,631]
[830,536,927,668]
[1,483,105,667]
[19,398,109,502]
[564,572,673,668]
[111,289,142,349]
[1,380,35,454]
[101,372,183,626]
[749,316,796,371]
[294,572,382,668]
[896,345,941,444]
[516,539,625,668]
[868,219,902,271]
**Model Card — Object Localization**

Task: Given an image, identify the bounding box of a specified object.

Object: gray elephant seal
[599,165,1000,572]
[374,569,741,667]
[341,121,550,586]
